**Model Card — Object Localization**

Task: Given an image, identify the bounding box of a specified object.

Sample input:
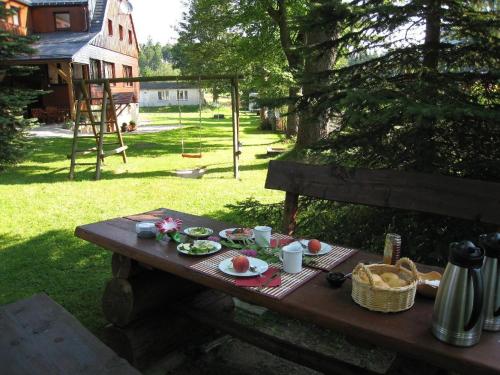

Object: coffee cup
[254,226,272,248]
[279,242,303,274]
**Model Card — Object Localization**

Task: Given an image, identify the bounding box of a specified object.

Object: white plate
[184,227,214,238]
[218,257,268,277]
[219,228,254,240]
[177,240,221,256]
[291,240,332,256]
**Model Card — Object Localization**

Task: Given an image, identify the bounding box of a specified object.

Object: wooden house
[140,82,205,108]
[1,0,140,124]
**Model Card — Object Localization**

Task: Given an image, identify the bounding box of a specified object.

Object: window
[119,25,124,41]
[128,30,133,44]
[11,7,20,26]
[89,59,101,79]
[48,63,64,84]
[122,65,133,86]
[177,90,189,101]
[107,19,113,36]
[54,12,71,30]
[103,61,115,85]
[158,90,169,101]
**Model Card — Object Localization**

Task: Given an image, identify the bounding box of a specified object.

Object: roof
[12,0,107,61]
[140,82,201,90]
[16,0,87,5]
[27,32,95,60]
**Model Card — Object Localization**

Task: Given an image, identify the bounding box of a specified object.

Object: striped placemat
[306,245,359,271]
[190,250,321,300]
[272,233,358,272]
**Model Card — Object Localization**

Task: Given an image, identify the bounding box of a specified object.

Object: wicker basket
[352,257,418,313]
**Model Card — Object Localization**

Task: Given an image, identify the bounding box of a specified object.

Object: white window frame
[177,89,188,101]
[158,90,169,101]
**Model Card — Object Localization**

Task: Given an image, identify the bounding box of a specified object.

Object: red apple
[232,255,250,273]
[308,239,322,254]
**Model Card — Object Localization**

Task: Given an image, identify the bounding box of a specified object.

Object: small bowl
[417,271,442,298]
[326,272,349,288]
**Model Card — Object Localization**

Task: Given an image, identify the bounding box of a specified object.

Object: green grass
[0,108,289,333]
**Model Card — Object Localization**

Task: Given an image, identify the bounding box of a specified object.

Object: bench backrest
[265,160,500,233]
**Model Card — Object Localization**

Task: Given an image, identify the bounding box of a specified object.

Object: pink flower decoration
[155,217,182,234]
[240,249,257,257]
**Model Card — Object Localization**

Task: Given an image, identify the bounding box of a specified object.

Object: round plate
[184,227,214,238]
[219,228,254,240]
[291,240,332,256]
[177,240,221,256]
[218,257,268,277]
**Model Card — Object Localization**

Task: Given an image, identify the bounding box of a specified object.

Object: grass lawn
[0,107,289,333]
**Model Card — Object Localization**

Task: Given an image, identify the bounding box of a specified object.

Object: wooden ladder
[69,81,128,180]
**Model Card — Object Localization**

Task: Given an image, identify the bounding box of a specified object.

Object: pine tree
[0,4,40,170]
[303,0,499,179]
[293,0,500,264]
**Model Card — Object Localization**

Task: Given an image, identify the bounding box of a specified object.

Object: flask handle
[464,267,484,331]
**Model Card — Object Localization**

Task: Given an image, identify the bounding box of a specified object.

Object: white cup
[254,226,272,248]
[279,242,303,274]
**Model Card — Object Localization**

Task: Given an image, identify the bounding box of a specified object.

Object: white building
[140,82,204,107]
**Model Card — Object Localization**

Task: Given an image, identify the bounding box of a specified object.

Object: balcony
[0,19,28,35]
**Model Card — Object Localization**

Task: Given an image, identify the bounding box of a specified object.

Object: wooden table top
[75,208,500,375]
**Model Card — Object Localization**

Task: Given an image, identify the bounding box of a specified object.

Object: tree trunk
[297,26,338,148]
[286,86,300,137]
[415,0,441,172]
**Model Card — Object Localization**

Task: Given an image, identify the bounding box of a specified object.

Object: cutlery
[249,265,263,278]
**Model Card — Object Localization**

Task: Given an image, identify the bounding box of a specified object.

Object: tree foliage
[0,5,39,170]
[173,0,344,142]
[286,0,500,264]
[303,0,499,178]
[139,37,179,76]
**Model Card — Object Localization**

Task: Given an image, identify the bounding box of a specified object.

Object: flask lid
[449,241,484,268]
[479,233,500,259]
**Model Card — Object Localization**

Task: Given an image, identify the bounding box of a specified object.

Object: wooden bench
[0,293,140,375]
[265,160,500,234]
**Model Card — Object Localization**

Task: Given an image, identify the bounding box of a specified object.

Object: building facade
[140,82,204,108]
[1,0,140,124]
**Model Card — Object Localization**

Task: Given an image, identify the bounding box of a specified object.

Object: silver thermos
[432,241,484,347]
[479,233,500,331]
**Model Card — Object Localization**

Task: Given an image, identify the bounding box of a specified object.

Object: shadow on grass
[0,158,271,185]
[0,230,111,333]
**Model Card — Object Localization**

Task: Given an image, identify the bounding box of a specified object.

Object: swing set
[177,76,203,159]
[69,74,242,180]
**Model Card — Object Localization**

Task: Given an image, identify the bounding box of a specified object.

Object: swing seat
[182,153,203,159]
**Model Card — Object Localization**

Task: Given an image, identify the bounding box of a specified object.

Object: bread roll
[381,272,399,283]
[387,277,408,288]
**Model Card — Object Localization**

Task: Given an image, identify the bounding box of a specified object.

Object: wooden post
[105,82,127,164]
[64,63,76,121]
[69,90,83,180]
[283,192,299,235]
[95,87,107,180]
[230,78,240,179]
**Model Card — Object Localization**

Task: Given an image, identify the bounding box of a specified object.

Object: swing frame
[75,74,242,179]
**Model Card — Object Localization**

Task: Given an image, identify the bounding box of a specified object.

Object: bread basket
[352,257,418,313]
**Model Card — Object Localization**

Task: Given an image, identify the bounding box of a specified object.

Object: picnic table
[75,208,500,375]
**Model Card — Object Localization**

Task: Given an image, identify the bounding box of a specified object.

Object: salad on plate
[177,240,221,255]
[184,227,213,238]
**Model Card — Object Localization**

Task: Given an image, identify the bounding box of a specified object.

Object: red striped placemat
[190,250,321,300]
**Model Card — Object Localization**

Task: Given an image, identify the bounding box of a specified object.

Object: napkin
[235,267,281,288]
[270,238,293,247]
